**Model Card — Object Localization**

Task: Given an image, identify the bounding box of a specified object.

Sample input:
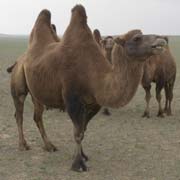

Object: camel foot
[142,111,150,118]
[19,142,30,151]
[44,142,57,152]
[157,111,164,118]
[102,108,111,116]
[71,155,88,172]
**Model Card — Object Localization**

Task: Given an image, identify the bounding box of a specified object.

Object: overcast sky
[0,0,180,36]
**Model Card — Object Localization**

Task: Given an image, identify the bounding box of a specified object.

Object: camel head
[101,36,115,52]
[114,30,167,61]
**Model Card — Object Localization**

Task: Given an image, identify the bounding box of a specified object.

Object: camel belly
[31,86,64,109]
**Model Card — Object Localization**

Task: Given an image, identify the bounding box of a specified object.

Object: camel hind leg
[32,99,57,152]
[11,64,30,150]
[12,89,30,150]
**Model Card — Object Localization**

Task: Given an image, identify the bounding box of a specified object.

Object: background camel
[9,5,167,172]
[142,39,176,118]
[101,36,115,63]
[101,35,115,115]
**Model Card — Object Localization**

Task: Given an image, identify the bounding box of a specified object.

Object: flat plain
[0,35,180,180]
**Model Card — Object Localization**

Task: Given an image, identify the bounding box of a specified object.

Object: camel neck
[95,44,144,108]
[105,49,112,63]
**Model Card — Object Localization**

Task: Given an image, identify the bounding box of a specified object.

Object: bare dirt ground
[0,36,180,180]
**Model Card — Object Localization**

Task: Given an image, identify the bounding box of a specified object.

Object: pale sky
[0,0,180,36]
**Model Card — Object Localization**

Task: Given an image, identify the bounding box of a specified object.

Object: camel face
[101,36,115,63]
[126,34,167,59]
[102,36,114,51]
[115,33,167,61]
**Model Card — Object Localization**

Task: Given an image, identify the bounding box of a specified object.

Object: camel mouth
[151,38,167,53]
[151,45,164,50]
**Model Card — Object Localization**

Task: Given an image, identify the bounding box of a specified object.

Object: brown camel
[101,35,115,115]
[101,36,115,63]
[142,38,176,118]
[8,5,167,171]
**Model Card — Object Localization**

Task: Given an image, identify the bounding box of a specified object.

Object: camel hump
[93,29,102,45]
[71,4,86,15]
[29,9,55,46]
[93,29,102,39]
[70,4,87,24]
[35,9,51,25]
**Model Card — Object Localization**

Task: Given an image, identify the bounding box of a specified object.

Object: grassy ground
[0,36,180,180]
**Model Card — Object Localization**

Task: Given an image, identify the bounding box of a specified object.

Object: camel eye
[133,36,142,42]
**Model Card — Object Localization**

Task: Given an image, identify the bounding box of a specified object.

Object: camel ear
[114,37,125,46]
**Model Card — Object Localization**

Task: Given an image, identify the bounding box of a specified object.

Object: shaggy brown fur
[9,5,167,172]
[142,41,176,117]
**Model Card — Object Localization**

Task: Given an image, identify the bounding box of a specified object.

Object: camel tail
[7,62,17,73]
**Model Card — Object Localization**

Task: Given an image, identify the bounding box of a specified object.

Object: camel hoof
[142,112,150,118]
[44,143,57,152]
[71,155,88,172]
[102,108,111,116]
[19,143,30,151]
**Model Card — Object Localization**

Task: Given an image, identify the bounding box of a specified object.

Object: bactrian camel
[8,5,167,171]
[142,38,176,118]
